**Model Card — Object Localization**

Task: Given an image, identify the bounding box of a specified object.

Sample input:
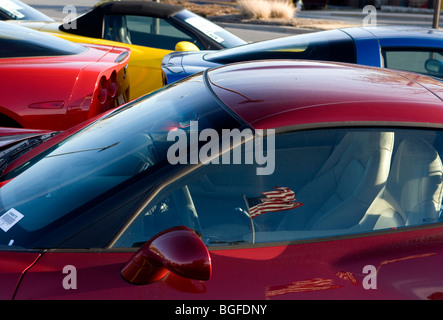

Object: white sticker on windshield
[0,208,24,232]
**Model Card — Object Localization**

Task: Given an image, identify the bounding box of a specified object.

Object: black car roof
[93,1,184,18]
[60,0,184,38]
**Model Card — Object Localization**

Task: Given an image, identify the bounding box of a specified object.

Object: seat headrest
[386,137,443,223]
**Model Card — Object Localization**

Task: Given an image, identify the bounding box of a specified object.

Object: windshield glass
[0,74,242,249]
[0,0,53,21]
[205,29,356,64]
[176,10,246,48]
[0,21,85,58]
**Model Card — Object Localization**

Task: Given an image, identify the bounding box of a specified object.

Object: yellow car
[14,0,246,100]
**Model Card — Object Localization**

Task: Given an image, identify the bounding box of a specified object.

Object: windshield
[176,10,246,48]
[0,21,85,58]
[0,74,242,249]
[0,0,53,21]
[205,29,356,64]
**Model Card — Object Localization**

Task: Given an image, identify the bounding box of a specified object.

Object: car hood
[161,50,219,84]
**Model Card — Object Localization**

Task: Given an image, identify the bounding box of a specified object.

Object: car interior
[103,14,204,51]
[187,128,443,245]
[114,127,443,248]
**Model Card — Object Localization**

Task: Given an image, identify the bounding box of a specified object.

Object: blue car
[161,26,443,85]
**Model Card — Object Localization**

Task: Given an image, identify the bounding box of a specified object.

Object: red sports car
[2,60,443,301]
[0,21,130,131]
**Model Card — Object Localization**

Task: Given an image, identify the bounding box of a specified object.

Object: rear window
[205,29,356,64]
[0,21,85,58]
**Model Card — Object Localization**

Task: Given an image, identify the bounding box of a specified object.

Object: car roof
[343,26,443,48]
[359,26,443,40]
[92,0,184,18]
[205,29,351,63]
[206,60,443,130]
[60,0,184,38]
[206,26,443,64]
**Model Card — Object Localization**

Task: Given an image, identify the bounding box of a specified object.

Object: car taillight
[109,72,117,99]
[97,76,108,105]
[96,71,119,114]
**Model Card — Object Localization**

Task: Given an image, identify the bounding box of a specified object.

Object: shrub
[238,0,296,20]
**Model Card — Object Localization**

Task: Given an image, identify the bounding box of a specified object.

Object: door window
[113,128,443,248]
[104,14,204,50]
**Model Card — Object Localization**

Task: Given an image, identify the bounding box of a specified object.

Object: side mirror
[175,41,200,52]
[425,58,443,74]
[121,226,211,285]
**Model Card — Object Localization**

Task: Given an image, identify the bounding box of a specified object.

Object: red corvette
[0,21,130,131]
[2,60,443,301]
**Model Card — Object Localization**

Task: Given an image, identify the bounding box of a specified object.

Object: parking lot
[4,0,443,302]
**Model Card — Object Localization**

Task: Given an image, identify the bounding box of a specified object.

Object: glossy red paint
[208,61,443,129]
[121,226,211,285]
[9,224,443,299]
[336,271,358,285]
[204,225,443,300]
[0,251,41,300]
[0,44,130,131]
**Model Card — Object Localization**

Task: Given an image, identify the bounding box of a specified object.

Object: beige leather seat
[278,131,395,231]
[353,137,443,231]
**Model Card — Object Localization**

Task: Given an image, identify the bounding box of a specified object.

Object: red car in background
[2,60,443,300]
[0,21,130,131]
